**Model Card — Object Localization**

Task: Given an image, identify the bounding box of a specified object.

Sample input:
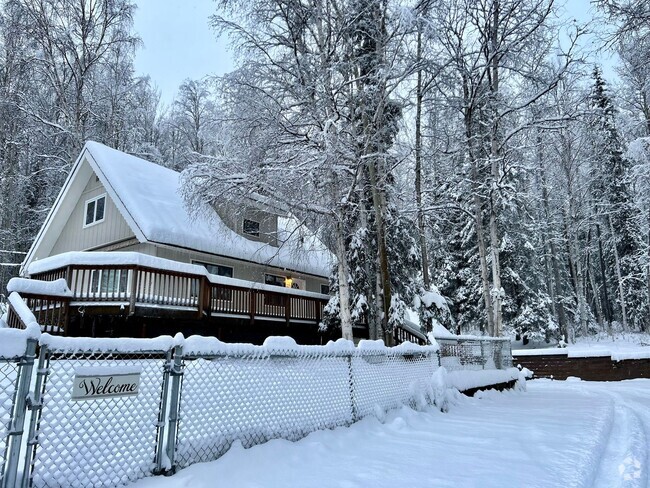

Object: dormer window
[243,218,260,237]
[84,194,106,227]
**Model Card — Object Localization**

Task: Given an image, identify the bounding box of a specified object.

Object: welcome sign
[72,366,142,401]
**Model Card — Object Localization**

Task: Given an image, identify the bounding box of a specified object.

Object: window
[84,194,106,227]
[193,261,234,300]
[265,274,285,287]
[264,274,286,307]
[320,284,330,295]
[90,269,128,295]
[243,218,260,237]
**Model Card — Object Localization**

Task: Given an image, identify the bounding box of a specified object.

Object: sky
[132,0,233,106]
[132,0,616,106]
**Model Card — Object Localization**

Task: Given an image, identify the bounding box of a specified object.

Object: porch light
[285,276,293,288]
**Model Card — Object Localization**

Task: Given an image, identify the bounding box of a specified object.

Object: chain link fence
[24,343,173,488]
[0,336,36,488]
[170,345,439,470]
[436,337,512,371]
[0,331,514,487]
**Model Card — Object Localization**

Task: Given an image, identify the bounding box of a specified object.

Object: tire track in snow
[591,388,648,488]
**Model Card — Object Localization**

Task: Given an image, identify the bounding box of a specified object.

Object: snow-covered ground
[129,379,650,488]
[513,332,650,360]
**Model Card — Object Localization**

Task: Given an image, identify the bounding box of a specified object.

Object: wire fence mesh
[172,347,440,470]
[25,347,172,488]
[436,337,512,371]
[0,358,22,484]
[0,332,514,487]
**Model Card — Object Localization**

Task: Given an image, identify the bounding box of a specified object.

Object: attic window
[84,194,106,227]
[243,218,260,237]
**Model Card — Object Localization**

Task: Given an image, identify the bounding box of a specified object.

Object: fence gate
[0,340,36,488]
[24,344,173,488]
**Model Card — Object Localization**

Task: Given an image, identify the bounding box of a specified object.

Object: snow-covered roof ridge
[82,141,333,277]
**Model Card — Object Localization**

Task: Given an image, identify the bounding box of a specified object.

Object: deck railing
[6,293,68,335]
[29,263,330,330]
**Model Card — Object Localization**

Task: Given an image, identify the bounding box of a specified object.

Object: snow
[128,379,650,488]
[39,332,182,353]
[182,334,437,357]
[421,289,447,310]
[83,141,333,277]
[445,367,522,392]
[0,326,35,358]
[6,277,72,297]
[513,332,650,361]
[7,293,41,337]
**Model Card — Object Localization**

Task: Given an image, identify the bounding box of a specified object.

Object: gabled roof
[23,141,333,277]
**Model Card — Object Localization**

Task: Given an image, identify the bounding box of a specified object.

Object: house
[9,141,362,344]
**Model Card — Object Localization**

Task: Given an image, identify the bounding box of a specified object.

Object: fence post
[21,344,48,488]
[152,349,172,475]
[347,354,358,424]
[2,339,37,488]
[164,345,184,475]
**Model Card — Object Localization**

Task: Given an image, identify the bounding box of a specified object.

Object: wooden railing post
[205,278,212,316]
[285,295,291,326]
[129,266,138,315]
[249,290,256,325]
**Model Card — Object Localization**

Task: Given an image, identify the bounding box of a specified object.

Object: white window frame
[83,194,107,228]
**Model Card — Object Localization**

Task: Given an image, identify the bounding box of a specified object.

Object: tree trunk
[415,30,430,292]
[488,0,503,336]
[335,222,354,340]
[608,215,628,330]
[596,223,613,326]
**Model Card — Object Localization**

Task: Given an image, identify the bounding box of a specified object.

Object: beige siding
[154,245,328,293]
[50,174,135,255]
[214,204,278,247]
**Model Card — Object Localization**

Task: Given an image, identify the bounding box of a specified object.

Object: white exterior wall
[50,174,135,255]
[154,246,328,293]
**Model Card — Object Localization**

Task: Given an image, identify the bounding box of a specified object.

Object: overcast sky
[132,0,232,106]
[132,0,615,106]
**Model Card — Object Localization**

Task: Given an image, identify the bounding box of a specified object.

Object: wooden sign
[72,367,141,401]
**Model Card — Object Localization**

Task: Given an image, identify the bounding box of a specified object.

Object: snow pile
[39,332,183,353]
[7,277,73,297]
[0,326,36,358]
[445,367,522,392]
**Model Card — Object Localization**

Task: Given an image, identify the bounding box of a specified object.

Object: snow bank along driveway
[130,379,650,488]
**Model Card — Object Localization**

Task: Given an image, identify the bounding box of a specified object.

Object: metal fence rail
[24,345,173,488]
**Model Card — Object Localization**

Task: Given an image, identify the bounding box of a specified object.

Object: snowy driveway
[130,379,650,488]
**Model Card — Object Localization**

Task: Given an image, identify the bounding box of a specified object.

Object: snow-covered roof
[26,141,333,277]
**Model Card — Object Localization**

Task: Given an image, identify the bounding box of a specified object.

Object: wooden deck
[7,262,338,340]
